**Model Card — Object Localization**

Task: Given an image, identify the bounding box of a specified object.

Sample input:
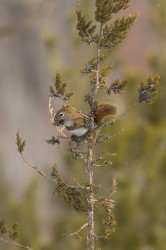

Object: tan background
[0,0,165,249]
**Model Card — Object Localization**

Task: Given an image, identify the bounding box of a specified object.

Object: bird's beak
[53,119,64,126]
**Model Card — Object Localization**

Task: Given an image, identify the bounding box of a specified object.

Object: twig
[66,223,88,237]
[93,233,105,239]
[74,178,89,190]
[20,153,85,190]
[72,144,87,162]
[77,0,81,11]
[49,97,54,124]
[56,135,70,139]
[67,185,86,190]
[56,142,87,163]
[21,153,58,184]
[91,24,103,104]
[95,129,125,145]
[113,102,137,123]
[57,146,86,155]
[92,152,117,164]
[96,102,138,129]
[0,237,32,250]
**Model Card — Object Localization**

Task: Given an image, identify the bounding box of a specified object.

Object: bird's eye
[59,112,64,118]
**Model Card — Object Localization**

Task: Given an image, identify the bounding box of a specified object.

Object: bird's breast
[70,127,89,137]
[64,119,74,127]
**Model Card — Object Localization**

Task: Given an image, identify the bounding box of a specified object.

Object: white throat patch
[64,119,74,127]
[70,127,89,137]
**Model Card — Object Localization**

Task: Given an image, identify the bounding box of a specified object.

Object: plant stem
[91,23,103,103]
[86,23,103,250]
[86,140,95,250]
[67,223,88,237]
[0,237,32,250]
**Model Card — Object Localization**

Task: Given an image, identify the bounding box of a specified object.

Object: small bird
[54,103,117,138]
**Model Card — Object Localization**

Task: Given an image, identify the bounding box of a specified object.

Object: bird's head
[53,104,76,127]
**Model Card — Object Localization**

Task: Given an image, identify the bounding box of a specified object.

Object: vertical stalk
[86,140,95,250]
[91,23,103,102]
[86,23,103,250]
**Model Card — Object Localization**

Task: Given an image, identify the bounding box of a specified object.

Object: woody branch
[0,237,32,250]
[86,22,103,250]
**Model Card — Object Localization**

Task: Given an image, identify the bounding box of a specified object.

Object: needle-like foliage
[107,79,129,94]
[100,16,137,50]
[76,9,97,44]
[16,130,26,154]
[95,0,131,24]
[50,72,73,100]
[51,166,86,212]
[138,74,160,104]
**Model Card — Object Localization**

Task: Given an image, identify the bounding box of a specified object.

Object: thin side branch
[77,0,81,11]
[74,179,89,190]
[93,233,105,239]
[20,153,85,190]
[21,154,58,184]
[97,102,138,129]
[95,129,125,145]
[66,223,88,237]
[0,237,32,250]
[91,24,103,104]
[113,102,137,123]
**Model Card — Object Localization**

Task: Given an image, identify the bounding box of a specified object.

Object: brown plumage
[53,103,117,137]
[94,103,117,124]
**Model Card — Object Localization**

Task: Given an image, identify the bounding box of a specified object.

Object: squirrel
[53,103,117,137]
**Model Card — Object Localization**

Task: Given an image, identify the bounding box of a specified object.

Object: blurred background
[0,0,166,249]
